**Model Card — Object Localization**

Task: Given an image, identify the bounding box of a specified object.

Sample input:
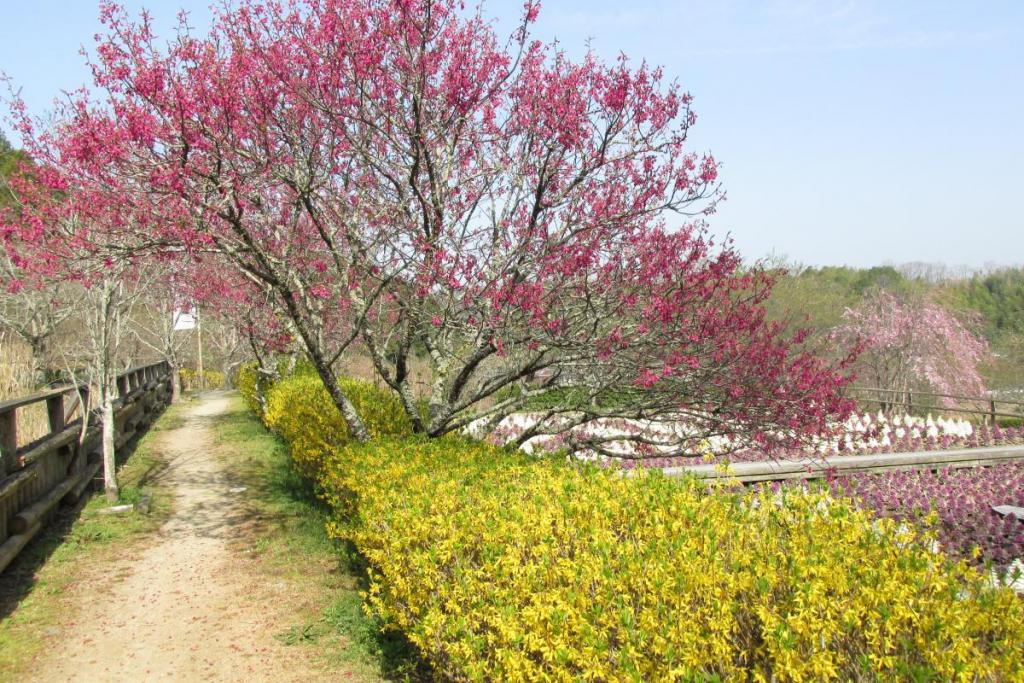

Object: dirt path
[31,393,336,682]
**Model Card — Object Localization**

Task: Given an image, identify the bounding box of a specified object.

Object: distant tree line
[765,262,1024,390]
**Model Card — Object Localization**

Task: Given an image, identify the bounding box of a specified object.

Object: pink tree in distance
[832,290,988,408]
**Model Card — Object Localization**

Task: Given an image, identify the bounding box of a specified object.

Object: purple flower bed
[830,463,1024,570]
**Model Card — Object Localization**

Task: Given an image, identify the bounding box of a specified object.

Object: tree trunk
[170,365,181,403]
[276,289,370,441]
[221,360,235,389]
[102,390,118,502]
[311,355,371,442]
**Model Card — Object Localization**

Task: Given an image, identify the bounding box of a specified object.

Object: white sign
[173,310,196,331]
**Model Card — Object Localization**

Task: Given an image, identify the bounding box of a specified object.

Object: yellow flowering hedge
[258,373,1024,682]
[262,371,412,475]
[178,368,225,391]
[237,362,262,417]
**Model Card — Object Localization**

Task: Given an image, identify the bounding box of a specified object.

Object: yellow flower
[257,370,1024,683]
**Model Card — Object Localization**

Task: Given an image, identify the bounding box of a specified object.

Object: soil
[28,393,344,682]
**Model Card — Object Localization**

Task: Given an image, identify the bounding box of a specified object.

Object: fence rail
[0,362,172,573]
[655,444,1024,484]
[847,386,1024,423]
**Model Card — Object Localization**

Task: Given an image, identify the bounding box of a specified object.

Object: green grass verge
[0,402,180,678]
[207,394,425,682]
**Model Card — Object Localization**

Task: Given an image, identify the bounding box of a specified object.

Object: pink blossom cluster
[832,291,989,404]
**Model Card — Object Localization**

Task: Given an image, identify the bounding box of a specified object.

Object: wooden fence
[848,386,1024,424]
[0,362,172,573]
[655,444,1024,484]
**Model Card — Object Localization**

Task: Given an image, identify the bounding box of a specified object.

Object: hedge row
[242,367,1024,682]
[178,368,225,391]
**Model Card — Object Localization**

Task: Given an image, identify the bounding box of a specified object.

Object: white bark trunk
[102,391,118,502]
[171,366,181,403]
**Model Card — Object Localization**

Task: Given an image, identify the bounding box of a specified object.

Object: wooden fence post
[991,400,998,427]
[0,362,172,574]
[46,393,65,433]
[79,387,90,421]
[0,408,17,475]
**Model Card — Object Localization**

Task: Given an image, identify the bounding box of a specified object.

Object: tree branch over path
[3,0,857,456]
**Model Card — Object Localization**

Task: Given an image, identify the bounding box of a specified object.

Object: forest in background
[766,262,1024,392]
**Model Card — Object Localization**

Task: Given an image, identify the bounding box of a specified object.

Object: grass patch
[207,394,425,682]
[0,401,180,678]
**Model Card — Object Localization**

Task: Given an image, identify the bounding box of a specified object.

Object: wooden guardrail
[655,444,1024,484]
[0,362,172,573]
[848,386,1024,424]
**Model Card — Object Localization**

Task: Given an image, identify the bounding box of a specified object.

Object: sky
[0,0,1021,269]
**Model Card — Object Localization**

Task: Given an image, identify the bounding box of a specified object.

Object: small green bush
[998,416,1024,429]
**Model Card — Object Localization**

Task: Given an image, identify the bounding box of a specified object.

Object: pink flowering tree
[7,0,857,456]
[0,158,82,386]
[832,291,988,409]
[0,162,154,498]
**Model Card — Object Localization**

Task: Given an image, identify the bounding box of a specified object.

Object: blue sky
[1,1,1021,269]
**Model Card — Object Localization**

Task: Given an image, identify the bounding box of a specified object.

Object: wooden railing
[653,444,1024,484]
[847,386,1024,424]
[0,362,172,573]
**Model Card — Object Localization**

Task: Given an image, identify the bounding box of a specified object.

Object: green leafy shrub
[998,416,1024,429]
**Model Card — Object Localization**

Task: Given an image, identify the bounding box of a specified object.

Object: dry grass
[0,333,36,400]
[0,333,51,446]
[338,347,433,399]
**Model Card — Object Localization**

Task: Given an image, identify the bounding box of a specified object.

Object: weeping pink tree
[8,0,857,457]
[832,291,988,409]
